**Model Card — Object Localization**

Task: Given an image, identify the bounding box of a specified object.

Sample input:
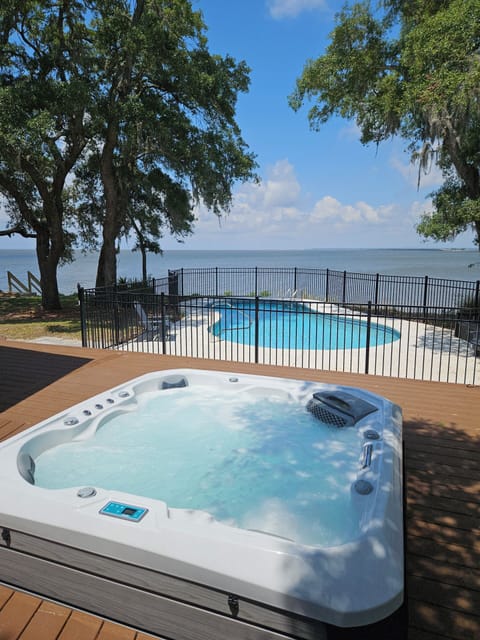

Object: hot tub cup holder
[77,487,97,498]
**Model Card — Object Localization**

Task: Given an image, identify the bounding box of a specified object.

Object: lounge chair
[134,302,171,341]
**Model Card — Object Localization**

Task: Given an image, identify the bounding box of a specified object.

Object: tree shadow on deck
[0,345,92,412]
[403,417,480,640]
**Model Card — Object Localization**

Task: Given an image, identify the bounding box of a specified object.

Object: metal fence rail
[79,280,480,384]
[165,267,479,308]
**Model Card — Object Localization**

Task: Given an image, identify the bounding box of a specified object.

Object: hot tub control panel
[100,501,148,522]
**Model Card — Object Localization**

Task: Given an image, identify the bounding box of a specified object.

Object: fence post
[293,267,297,293]
[325,269,329,302]
[375,273,379,305]
[215,267,219,297]
[112,294,121,347]
[77,284,87,347]
[161,292,167,355]
[168,270,178,296]
[168,270,180,319]
[255,267,258,297]
[254,296,259,364]
[423,275,429,310]
[475,281,480,308]
[365,301,372,375]
[342,270,347,304]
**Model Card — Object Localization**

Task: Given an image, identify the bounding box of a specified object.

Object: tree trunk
[475,221,480,250]
[95,227,118,288]
[141,243,148,283]
[94,2,147,289]
[96,111,123,287]
[444,126,480,247]
[96,141,120,287]
[36,227,62,310]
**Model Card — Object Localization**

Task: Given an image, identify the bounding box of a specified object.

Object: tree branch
[0,224,36,238]
[0,172,43,232]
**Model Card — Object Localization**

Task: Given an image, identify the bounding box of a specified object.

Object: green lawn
[0,293,82,341]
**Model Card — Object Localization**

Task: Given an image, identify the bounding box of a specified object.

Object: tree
[77,0,257,287]
[0,0,94,309]
[1,0,257,304]
[74,141,195,283]
[289,0,480,248]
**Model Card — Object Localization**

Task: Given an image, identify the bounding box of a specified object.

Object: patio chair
[134,302,171,341]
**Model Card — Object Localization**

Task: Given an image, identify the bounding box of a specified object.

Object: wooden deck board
[55,610,103,640]
[0,338,479,640]
[0,590,41,639]
[18,601,70,640]
[0,585,13,608]
[95,621,137,640]
[407,555,480,592]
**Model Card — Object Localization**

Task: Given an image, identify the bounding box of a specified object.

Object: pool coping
[117,299,480,384]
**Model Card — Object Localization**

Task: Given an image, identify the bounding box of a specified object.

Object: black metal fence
[166,267,480,307]
[78,267,480,385]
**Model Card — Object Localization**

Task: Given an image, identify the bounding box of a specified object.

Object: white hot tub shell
[0,369,404,639]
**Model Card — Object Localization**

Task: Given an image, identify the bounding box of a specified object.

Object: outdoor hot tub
[0,369,404,639]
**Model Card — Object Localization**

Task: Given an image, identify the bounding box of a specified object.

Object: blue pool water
[210,299,400,350]
[33,386,361,546]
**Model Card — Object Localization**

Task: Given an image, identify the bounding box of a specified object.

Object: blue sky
[0,0,474,251]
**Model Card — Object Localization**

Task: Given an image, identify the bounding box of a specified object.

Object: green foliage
[73,0,257,286]
[291,0,480,248]
[417,177,480,244]
[0,0,97,308]
[0,0,258,300]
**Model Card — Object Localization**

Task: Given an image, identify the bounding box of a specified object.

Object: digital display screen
[100,501,148,521]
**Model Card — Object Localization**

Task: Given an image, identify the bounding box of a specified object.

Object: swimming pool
[0,369,404,638]
[210,299,400,350]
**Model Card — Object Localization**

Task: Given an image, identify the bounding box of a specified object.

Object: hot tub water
[34,385,362,546]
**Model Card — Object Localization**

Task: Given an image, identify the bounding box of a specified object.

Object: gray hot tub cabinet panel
[0,527,404,640]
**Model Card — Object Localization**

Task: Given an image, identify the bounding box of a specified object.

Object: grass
[0,293,82,341]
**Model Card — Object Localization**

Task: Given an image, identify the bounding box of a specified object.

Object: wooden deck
[0,338,479,640]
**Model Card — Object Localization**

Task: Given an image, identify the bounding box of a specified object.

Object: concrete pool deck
[116,304,480,385]
[0,338,479,639]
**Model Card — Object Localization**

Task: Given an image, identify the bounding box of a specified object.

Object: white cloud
[407,199,434,223]
[193,159,398,247]
[196,160,302,232]
[390,155,443,190]
[267,0,328,20]
[263,158,301,207]
[311,196,393,225]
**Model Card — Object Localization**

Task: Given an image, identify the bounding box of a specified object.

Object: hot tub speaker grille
[307,391,378,427]
[307,401,348,427]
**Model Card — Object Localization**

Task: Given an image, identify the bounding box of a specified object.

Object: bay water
[1,247,480,295]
